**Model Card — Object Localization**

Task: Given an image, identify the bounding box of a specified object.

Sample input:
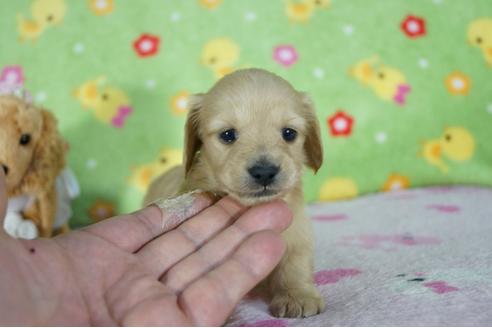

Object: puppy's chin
[226,188,286,206]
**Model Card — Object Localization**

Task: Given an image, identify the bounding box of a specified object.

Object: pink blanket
[227,186,492,326]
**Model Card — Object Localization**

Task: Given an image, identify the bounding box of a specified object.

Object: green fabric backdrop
[1,0,491,227]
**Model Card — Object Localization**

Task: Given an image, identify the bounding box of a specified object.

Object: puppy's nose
[248,163,279,187]
[1,164,8,176]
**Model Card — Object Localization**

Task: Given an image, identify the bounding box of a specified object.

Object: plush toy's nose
[1,164,9,175]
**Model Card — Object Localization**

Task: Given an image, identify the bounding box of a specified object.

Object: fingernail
[152,190,214,232]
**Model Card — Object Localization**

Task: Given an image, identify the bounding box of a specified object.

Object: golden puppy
[145,68,324,318]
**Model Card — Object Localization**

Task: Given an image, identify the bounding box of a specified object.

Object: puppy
[145,68,324,318]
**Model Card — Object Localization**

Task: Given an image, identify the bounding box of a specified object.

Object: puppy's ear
[300,93,323,173]
[184,94,204,176]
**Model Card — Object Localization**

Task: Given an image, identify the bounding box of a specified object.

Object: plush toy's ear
[184,94,205,176]
[300,93,323,173]
[21,109,65,193]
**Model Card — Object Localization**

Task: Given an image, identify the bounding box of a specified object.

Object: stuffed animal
[0,93,79,238]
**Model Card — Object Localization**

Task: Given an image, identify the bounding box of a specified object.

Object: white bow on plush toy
[3,168,80,239]
[4,195,38,239]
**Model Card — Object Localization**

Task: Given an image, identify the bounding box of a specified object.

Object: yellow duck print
[17,0,66,42]
[201,38,240,78]
[468,18,492,67]
[350,56,411,106]
[198,0,223,10]
[421,127,475,173]
[319,177,358,201]
[308,0,331,9]
[285,0,330,24]
[74,77,133,128]
[87,0,114,16]
[129,149,183,192]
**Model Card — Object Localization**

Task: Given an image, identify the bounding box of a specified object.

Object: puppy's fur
[0,95,66,237]
[145,68,324,318]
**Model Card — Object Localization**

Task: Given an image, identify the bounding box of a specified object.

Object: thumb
[0,170,6,226]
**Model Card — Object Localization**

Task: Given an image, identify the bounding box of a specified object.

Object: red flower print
[401,15,426,38]
[133,34,160,57]
[327,111,354,137]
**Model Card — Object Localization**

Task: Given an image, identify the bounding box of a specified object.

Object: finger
[179,231,286,326]
[136,196,247,277]
[0,169,6,230]
[113,231,286,326]
[83,192,215,252]
[160,200,292,289]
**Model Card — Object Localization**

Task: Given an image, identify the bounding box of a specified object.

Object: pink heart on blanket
[312,213,348,222]
[242,319,288,327]
[426,204,460,213]
[423,281,459,294]
[315,268,361,285]
[339,234,441,251]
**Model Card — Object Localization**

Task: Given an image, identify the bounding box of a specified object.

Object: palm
[0,194,291,326]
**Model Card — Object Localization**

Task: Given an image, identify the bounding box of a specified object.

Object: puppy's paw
[269,291,325,318]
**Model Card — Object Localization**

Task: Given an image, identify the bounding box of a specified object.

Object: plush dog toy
[0,93,79,238]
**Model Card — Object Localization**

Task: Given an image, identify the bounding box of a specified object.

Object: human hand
[0,171,292,326]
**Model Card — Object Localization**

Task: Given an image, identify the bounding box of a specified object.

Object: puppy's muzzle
[248,161,279,187]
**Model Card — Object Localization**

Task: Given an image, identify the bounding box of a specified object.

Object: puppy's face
[0,96,43,191]
[185,69,322,205]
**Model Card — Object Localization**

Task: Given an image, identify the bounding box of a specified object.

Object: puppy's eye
[19,134,31,146]
[476,37,482,44]
[282,128,297,142]
[219,129,237,144]
[160,157,167,164]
